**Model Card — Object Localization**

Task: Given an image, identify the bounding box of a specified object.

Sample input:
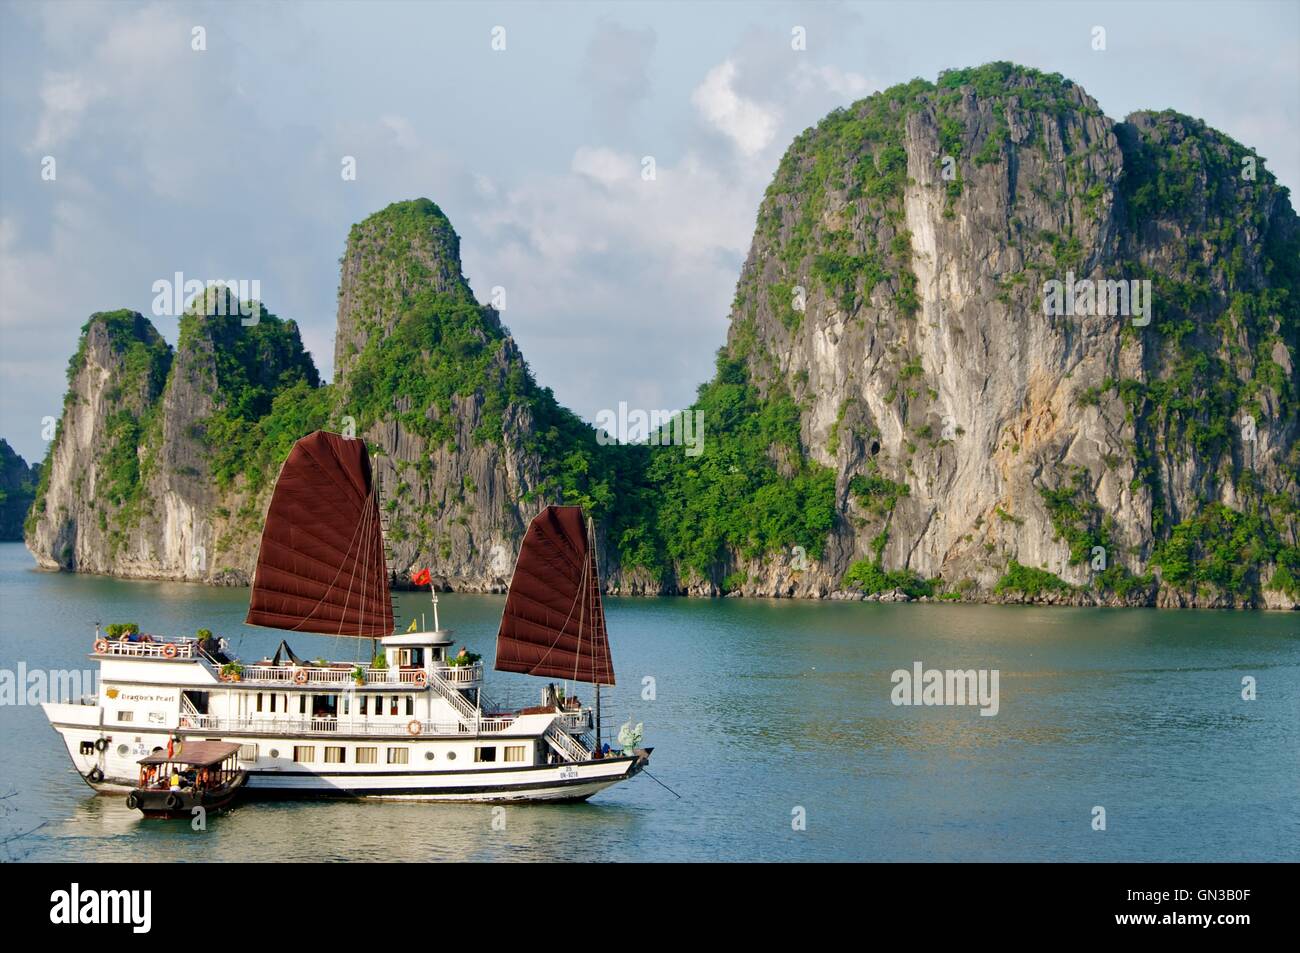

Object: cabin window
[269,693,277,713]
[256,692,263,712]
[504,745,526,763]
[387,747,409,765]
[474,747,497,763]
[324,746,345,764]
[405,696,414,716]
[117,711,134,722]
[356,747,377,764]
[239,744,258,761]
[299,695,307,715]
[342,694,350,716]
[293,746,315,763]
[389,697,399,716]
[373,696,382,715]
[359,695,368,716]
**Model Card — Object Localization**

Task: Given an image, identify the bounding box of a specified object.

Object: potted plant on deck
[220,662,244,683]
[351,665,366,686]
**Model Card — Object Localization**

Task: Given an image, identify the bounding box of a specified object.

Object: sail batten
[494,506,615,685]
[245,431,393,638]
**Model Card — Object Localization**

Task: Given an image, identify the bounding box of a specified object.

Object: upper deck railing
[92,637,201,660]
[90,637,483,690]
[231,662,483,689]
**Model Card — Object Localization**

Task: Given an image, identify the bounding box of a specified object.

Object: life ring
[94,639,109,654]
[125,792,140,810]
[162,643,178,659]
[414,671,428,687]
[87,767,104,783]
[164,793,182,811]
[94,737,108,752]
[406,719,422,736]
[293,669,309,685]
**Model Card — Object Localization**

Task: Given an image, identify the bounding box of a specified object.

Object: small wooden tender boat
[126,740,247,819]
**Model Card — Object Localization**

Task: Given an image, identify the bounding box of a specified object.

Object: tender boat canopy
[138,741,243,768]
[494,505,615,685]
[245,431,393,637]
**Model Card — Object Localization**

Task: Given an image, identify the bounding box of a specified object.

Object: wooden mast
[589,515,602,756]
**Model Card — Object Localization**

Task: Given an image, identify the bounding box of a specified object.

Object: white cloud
[571,146,637,187]
[795,64,874,99]
[691,60,781,157]
[32,73,103,150]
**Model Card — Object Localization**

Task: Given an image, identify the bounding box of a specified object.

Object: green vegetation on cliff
[0,440,39,540]
[182,294,326,491]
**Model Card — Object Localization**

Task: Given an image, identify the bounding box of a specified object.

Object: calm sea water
[0,541,1296,862]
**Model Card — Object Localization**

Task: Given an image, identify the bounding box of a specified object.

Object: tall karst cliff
[26,295,330,582]
[24,64,1300,608]
[328,199,643,592]
[711,63,1298,607]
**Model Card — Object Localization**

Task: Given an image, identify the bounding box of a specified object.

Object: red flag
[410,567,431,587]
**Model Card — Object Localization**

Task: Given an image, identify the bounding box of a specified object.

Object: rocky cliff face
[24,64,1299,609]
[715,64,1298,607]
[26,293,329,583]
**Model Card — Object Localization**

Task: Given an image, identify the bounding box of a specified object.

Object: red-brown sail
[245,431,393,637]
[494,505,614,685]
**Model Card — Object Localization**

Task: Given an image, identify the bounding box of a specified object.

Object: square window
[387,747,409,765]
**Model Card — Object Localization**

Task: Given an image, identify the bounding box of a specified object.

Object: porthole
[269,748,280,758]
[116,744,129,756]
[424,751,435,761]
[447,751,456,761]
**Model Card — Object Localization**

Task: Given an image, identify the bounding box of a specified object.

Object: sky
[1,0,1297,464]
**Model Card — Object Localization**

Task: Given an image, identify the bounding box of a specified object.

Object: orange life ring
[414,671,428,687]
[162,642,178,658]
[94,639,109,654]
[293,669,309,685]
[406,719,422,736]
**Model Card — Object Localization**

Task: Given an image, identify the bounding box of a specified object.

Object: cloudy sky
[1,0,1296,463]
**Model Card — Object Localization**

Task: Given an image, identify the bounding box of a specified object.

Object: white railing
[544,721,589,763]
[558,709,592,732]
[178,714,509,737]
[227,661,482,688]
[437,663,483,687]
[93,637,199,659]
[425,669,478,720]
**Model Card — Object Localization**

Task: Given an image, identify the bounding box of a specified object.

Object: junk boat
[127,740,247,818]
[42,430,650,802]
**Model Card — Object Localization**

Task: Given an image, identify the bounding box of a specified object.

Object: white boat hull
[44,704,641,803]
